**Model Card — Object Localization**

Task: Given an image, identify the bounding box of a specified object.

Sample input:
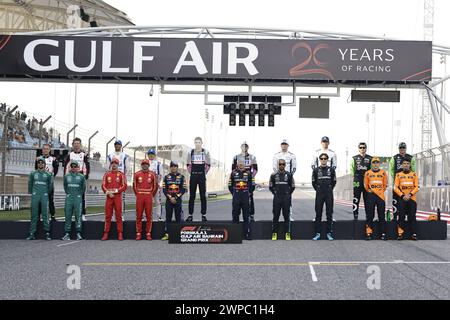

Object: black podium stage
[0,220,446,240]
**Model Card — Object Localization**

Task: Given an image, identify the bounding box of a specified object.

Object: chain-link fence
[334,144,450,217]
[415,144,450,187]
[130,145,227,193]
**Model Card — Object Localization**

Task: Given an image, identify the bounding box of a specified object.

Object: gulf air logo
[289,42,334,80]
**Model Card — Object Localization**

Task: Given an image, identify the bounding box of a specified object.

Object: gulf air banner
[0,34,432,83]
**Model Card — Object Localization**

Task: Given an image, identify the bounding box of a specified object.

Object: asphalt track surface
[1,190,449,300]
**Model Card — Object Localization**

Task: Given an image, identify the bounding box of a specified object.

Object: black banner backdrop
[0,35,432,83]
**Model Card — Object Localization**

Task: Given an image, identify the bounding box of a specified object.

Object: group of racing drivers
[26,135,419,241]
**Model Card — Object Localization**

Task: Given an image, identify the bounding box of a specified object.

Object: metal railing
[53,193,136,209]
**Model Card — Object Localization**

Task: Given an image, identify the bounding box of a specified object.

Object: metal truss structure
[0,0,133,33]
[18,25,450,55]
[421,0,434,151]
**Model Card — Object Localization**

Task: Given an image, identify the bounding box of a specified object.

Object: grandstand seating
[0,105,61,148]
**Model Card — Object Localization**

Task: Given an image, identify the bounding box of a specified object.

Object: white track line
[56,241,81,247]
[82,261,450,266]
[309,263,318,282]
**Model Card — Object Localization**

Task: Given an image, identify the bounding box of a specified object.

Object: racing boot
[411,234,418,241]
[101,232,109,241]
[135,233,142,241]
[146,233,152,241]
[272,233,277,241]
[185,215,193,222]
[201,215,208,222]
[365,226,373,241]
[245,234,252,240]
[76,233,83,241]
[326,233,334,241]
[61,233,71,241]
[118,232,124,241]
[381,233,387,241]
[45,232,52,241]
[285,233,291,241]
[161,233,169,241]
[397,226,404,241]
[26,234,35,240]
[312,233,321,241]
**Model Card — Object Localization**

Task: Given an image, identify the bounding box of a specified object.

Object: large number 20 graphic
[289,42,334,80]
[0,35,12,51]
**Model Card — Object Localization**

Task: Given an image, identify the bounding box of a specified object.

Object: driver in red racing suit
[101,158,127,241]
[133,159,158,241]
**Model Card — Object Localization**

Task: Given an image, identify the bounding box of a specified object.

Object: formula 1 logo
[181,226,198,232]
[289,42,335,80]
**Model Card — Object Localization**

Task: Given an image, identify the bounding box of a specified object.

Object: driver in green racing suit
[62,161,86,241]
[27,157,54,240]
